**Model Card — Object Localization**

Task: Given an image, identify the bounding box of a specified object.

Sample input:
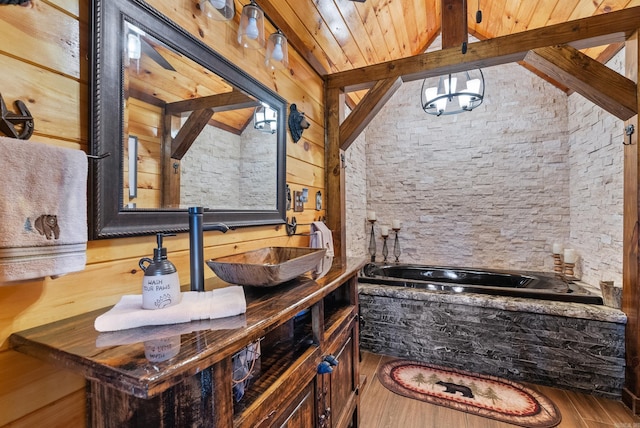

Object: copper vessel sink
[206,247,326,287]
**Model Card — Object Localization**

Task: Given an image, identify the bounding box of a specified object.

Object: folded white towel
[94,287,246,332]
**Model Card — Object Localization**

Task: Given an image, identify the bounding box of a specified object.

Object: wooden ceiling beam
[170,108,214,160]
[327,6,640,91]
[524,45,637,120]
[339,77,403,150]
[517,61,570,93]
[165,91,259,115]
[441,0,467,49]
[595,41,625,65]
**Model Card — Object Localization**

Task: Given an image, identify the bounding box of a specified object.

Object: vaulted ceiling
[258,0,640,118]
[261,0,639,78]
[147,1,639,142]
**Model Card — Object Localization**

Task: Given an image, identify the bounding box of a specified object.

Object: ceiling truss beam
[524,45,637,120]
[326,6,640,92]
[339,77,403,150]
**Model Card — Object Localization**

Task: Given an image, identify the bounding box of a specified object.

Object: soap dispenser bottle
[139,233,182,309]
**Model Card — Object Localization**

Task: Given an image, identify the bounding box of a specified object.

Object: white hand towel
[310,221,334,257]
[94,287,247,332]
[0,136,87,282]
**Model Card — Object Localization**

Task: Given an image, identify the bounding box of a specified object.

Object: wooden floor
[359,352,640,428]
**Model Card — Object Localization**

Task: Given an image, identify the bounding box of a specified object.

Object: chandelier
[421,69,485,116]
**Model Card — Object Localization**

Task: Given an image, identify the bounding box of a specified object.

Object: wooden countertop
[9,257,366,399]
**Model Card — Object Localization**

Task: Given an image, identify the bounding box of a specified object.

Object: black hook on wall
[0,94,34,140]
[286,217,297,236]
[623,124,635,145]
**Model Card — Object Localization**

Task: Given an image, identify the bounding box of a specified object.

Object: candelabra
[392,227,401,263]
[368,219,377,262]
[381,230,389,262]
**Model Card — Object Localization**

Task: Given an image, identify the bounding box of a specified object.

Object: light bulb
[209,0,226,9]
[272,42,284,62]
[425,86,437,101]
[467,78,481,93]
[246,17,259,40]
[458,94,471,109]
[458,77,481,109]
[201,0,233,20]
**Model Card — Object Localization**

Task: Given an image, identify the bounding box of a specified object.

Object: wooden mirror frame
[89,0,287,239]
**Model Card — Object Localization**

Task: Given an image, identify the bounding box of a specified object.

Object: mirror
[89,0,287,239]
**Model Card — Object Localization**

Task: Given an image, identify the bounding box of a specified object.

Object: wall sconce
[127,32,141,60]
[237,1,264,49]
[199,0,234,21]
[124,22,143,75]
[254,104,277,134]
[265,30,289,70]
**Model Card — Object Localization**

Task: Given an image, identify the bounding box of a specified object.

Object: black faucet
[188,207,229,292]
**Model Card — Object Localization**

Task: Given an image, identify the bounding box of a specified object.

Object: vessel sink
[206,247,327,287]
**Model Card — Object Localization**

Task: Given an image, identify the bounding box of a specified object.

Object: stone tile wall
[566,50,624,287]
[181,123,241,208]
[346,51,625,288]
[345,132,368,258]
[356,61,571,272]
[181,120,277,210]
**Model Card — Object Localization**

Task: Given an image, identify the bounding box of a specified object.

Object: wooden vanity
[10,258,365,428]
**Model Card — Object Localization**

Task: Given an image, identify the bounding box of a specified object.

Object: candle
[552,243,563,254]
[380,226,389,236]
[564,249,576,264]
[392,219,401,229]
[367,211,376,221]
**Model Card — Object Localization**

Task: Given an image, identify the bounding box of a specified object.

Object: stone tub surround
[358,282,626,399]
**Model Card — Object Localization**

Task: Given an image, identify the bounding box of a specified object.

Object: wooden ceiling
[135,1,640,139]
[261,0,640,78]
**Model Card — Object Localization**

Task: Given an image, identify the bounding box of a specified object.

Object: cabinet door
[273,381,316,428]
[329,323,357,428]
[316,317,358,428]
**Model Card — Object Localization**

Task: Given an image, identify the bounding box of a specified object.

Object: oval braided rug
[378,359,561,428]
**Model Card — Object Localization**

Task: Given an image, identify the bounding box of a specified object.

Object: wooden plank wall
[0,0,325,426]
[125,99,163,208]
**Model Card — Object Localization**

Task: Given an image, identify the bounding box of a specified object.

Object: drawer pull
[323,354,338,366]
[317,360,333,374]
